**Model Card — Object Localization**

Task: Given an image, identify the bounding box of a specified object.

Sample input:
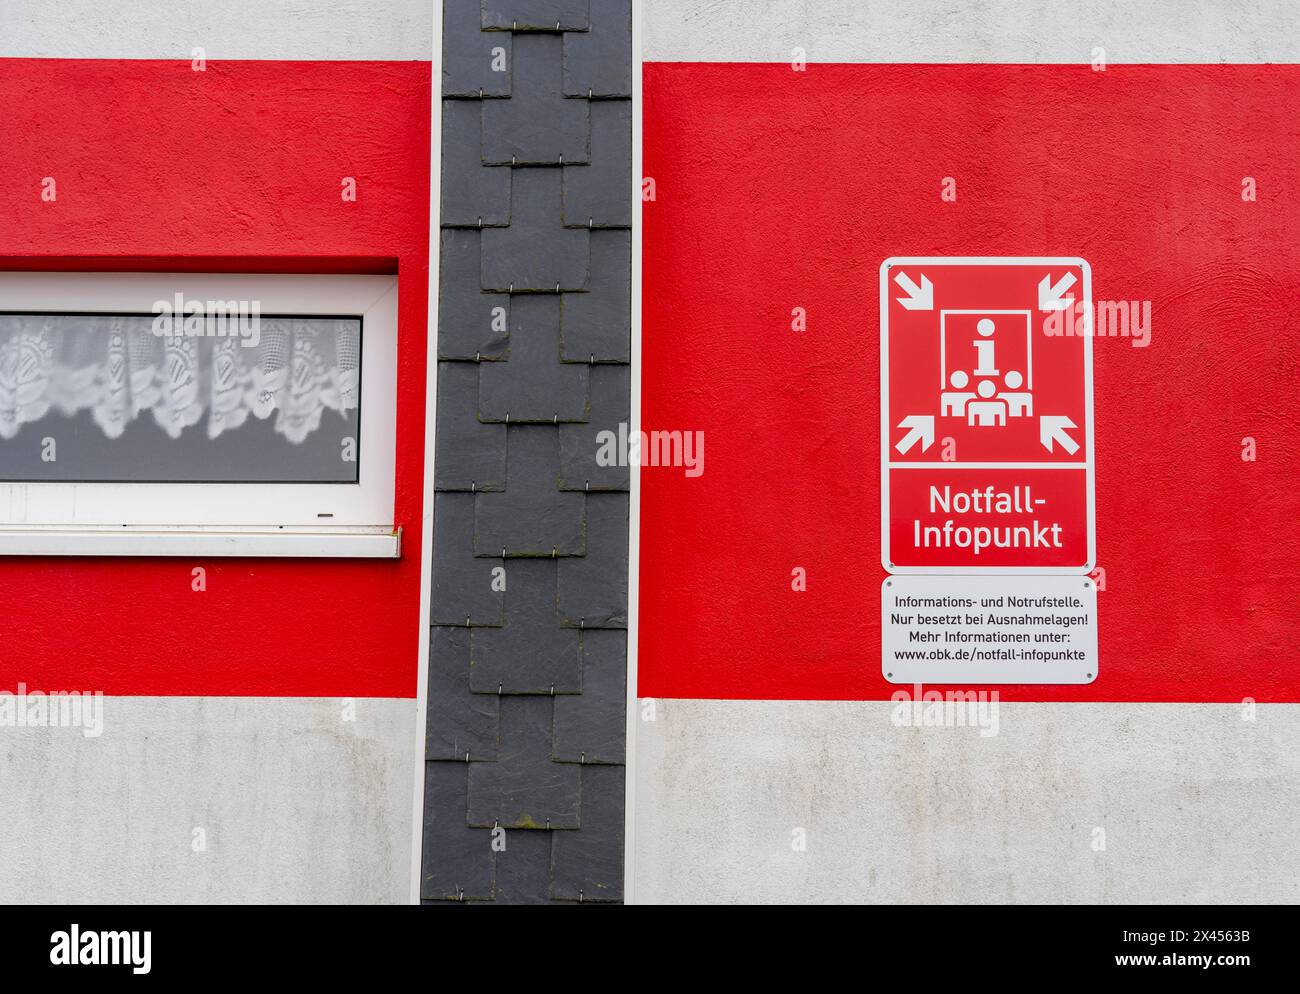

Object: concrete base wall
[0,697,417,903]
[644,0,1300,62]
[633,700,1300,904]
[0,0,432,59]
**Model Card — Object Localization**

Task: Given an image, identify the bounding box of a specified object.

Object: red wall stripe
[0,59,430,697]
[640,62,1299,702]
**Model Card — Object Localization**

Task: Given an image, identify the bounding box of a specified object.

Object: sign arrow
[1038,272,1077,311]
[895,415,935,454]
[893,271,933,311]
[1039,415,1080,454]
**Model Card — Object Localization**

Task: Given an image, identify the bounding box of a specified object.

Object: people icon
[940,370,976,416]
[941,369,1031,425]
[966,378,1006,426]
[937,316,1033,426]
[999,369,1032,417]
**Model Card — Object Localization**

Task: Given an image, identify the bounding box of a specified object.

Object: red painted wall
[0,60,430,697]
[640,63,1299,702]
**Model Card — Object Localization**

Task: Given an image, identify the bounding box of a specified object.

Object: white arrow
[1038,272,1077,311]
[1039,415,1080,454]
[895,415,935,454]
[893,271,934,311]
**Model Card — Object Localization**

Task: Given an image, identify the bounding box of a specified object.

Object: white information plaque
[883,574,1098,684]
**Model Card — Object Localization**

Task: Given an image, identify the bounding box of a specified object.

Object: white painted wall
[0,0,432,59]
[644,0,1300,62]
[634,700,1300,904]
[1,698,416,903]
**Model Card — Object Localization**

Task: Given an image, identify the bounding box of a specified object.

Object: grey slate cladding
[437,229,511,360]
[481,168,589,291]
[481,0,590,33]
[562,1,632,98]
[558,363,630,490]
[563,102,633,226]
[442,100,511,226]
[560,229,630,360]
[425,0,630,904]
[444,0,512,97]
[476,295,589,422]
[482,34,589,165]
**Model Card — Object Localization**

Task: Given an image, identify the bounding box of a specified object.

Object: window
[0,273,399,557]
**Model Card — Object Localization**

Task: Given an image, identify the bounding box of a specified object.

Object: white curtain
[0,315,360,443]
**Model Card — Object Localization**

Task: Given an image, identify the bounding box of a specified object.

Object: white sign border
[879,256,1096,576]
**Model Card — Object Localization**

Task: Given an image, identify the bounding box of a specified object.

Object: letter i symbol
[973,318,999,376]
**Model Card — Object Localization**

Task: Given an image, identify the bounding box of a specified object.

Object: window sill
[0,526,401,558]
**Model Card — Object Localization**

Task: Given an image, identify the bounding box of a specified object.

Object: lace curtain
[0,315,360,444]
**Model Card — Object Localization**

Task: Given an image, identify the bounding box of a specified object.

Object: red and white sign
[880,257,1095,574]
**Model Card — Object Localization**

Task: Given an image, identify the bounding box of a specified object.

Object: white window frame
[0,272,400,558]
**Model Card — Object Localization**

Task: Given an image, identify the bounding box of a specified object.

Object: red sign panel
[881,257,1095,573]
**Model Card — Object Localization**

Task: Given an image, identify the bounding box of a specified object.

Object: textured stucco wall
[634,700,1300,904]
[636,0,1300,904]
[0,0,433,59]
[0,698,417,904]
[644,0,1300,62]
[0,2,428,903]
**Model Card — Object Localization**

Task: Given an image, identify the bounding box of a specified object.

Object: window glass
[0,313,362,483]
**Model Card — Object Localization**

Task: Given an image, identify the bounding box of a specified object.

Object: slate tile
[482,0,590,32]
[553,629,626,764]
[559,229,630,361]
[434,361,507,491]
[558,363,630,490]
[557,493,628,627]
[470,558,582,694]
[492,825,558,904]
[422,761,497,900]
[474,425,586,556]
[562,0,631,97]
[551,765,624,901]
[427,627,500,760]
[445,0,512,97]
[562,101,631,227]
[439,229,511,360]
[431,492,505,625]
[477,295,590,423]
[482,34,589,165]
[481,168,589,291]
[468,696,581,829]
[433,0,627,906]
[442,100,512,227]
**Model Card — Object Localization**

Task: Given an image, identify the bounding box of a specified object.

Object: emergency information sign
[880,257,1096,574]
[883,575,1099,684]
